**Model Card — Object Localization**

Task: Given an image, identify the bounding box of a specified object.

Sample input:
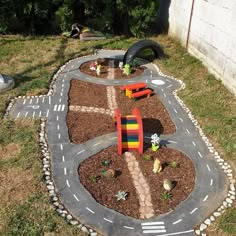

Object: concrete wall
[167,0,236,95]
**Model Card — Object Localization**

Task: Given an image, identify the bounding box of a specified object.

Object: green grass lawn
[0,35,235,235]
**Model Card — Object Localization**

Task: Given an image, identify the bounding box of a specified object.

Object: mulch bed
[67,112,115,143]
[66,78,175,143]
[79,58,144,79]
[78,146,195,219]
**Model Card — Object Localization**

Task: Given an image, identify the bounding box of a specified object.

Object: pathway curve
[6,49,234,236]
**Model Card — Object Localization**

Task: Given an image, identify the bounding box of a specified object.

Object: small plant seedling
[160,191,172,201]
[101,169,115,178]
[90,175,98,183]
[143,154,152,161]
[101,169,107,177]
[102,160,110,166]
[115,191,128,201]
[170,161,178,168]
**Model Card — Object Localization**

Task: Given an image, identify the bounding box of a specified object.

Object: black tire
[123,39,164,64]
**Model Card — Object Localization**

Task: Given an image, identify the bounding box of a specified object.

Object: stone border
[152,64,235,236]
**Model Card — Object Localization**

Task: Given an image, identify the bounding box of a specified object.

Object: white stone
[195,229,201,235]
[53,202,59,207]
[213,212,221,217]
[90,233,97,236]
[229,190,235,195]
[204,219,211,225]
[210,216,215,221]
[226,198,233,204]
[70,220,78,225]
[200,223,207,231]
[47,185,54,190]
[81,226,90,234]
[223,201,228,206]
[227,173,233,177]
[66,214,73,220]
[230,179,236,184]
[230,184,235,191]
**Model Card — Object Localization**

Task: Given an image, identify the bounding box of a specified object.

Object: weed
[170,161,178,168]
[102,160,110,166]
[143,154,152,161]
[160,192,172,201]
[89,175,98,183]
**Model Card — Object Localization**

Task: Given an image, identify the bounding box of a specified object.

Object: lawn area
[0,35,235,235]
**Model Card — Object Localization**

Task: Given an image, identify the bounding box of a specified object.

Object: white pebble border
[3,50,234,236]
[153,63,235,236]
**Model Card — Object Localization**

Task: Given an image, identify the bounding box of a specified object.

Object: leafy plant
[102,160,110,166]
[115,191,128,201]
[143,154,152,161]
[170,161,178,168]
[101,169,115,178]
[89,175,98,183]
[101,169,107,177]
[160,192,172,201]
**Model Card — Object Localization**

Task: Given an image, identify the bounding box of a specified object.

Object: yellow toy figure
[153,158,162,173]
[96,64,101,76]
[123,64,131,75]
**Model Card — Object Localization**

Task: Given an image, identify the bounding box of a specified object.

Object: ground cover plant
[0,35,235,235]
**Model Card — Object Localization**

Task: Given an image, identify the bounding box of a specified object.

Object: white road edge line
[190,208,198,214]
[86,207,95,214]
[172,219,182,225]
[103,218,113,223]
[73,194,80,202]
[154,229,194,236]
[66,179,70,187]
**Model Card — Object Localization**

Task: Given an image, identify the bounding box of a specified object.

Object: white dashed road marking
[23,99,26,104]
[86,207,95,214]
[62,155,65,162]
[174,109,178,113]
[103,218,113,223]
[179,118,183,122]
[172,219,182,225]
[94,142,101,146]
[210,179,213,186]
[46,109,49,117]
[77,150,85,155]
[58,133,61,139]
[64,167,67,175]
[167,84,173,88]
[60,144,63,150]
[49,96,51,105]
[186,128,190,134]
[66,179,70,187]
[207,164,211,172]
[192,141,196,146]
[203,195,209,202]
[190,208,198,214]
[198,151,203,158]
[29,99,32,104]
[73,194,80,202]
[25,112,28,117]
[124,226,134,230]
[168,101,171,104]
[17,112,20,118]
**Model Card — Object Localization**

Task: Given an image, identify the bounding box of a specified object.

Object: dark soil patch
[79,146,195,219]
[68,80,109,108]
[79,59,144,79]
[67,112,116,143]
